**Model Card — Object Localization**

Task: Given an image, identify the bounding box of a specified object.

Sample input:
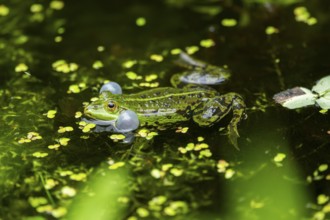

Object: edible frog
[84,52,246,147]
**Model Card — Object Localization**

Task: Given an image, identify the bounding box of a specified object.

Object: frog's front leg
[192,93,246,149]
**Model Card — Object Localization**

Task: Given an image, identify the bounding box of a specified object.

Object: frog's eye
[107,101,117,110]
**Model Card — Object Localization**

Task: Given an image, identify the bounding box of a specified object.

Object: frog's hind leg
[192,93,246,149]
[227,94,246,149]
[175,52,207,69]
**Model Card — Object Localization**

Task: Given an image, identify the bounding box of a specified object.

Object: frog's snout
[83,103,117,121]
[84,104,97,117]
[84,105,91,117]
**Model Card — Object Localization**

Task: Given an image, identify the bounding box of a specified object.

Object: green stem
[38,172,56,206]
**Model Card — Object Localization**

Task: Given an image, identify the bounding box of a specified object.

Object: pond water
[1,0,330,219]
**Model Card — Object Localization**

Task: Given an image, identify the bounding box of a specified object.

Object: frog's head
[84,99,121,121]
[84,95,140,132]
[84,92,126,121]
[83,83,140,132]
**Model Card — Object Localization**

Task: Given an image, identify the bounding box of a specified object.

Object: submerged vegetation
[1,0,330,219]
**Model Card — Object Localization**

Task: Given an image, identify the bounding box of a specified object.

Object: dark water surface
[1,0,330,219]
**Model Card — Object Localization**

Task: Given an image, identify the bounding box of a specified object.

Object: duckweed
[185,142,195,151]
[164,201,189,216]
[307,164,330,183]
[61,186,77,197]
[145,74,158,82]
[58,137,70,146]
[46,110,57,118]
[50,0,64,10]
[273,153,286,163]
[139,82,159,88]
[294,6,317,25]
[45,178,58,189]
[200,39,215,48]
[126,71,142,80]
[217,160,229,173]
[224,169,235,179]
[70,173,87,181]
[170,168,184,176]
[185,46,199,54]
[198,149,212,158]
[221,18,237,27]
[75,111,82,118]
[90,97,99,102]
[265,26,279,35]
[197,136,204,142]
[97,46,105,52]
[51,207,67,218]
[317,194,329,205]
[122,60,137,68]
[32,152,49,158]
[151,169,164,179]
[81,123,96,133]
[78,121,87,126]
[0,5,10,16]
[161,164,173,171]
[18,132,42,143]
[148,196,167,213]
[320,109,328,114]
[175,126,189,133]
[136,17,146,27]
[92,60,104,69]
[136,207,150,218]
[59,170,74,177]
[58,126,74,133]
[52,60,79,73]
[109,134,126,141]
[137,129,158,139]
[54,36,62,43]
[319,164,328,172]
[28,197,48,207]
[109,161,125,170]
[170,48,182,55]
[48,144,60,150]
[67,83,87,94]
[36,205,53,213]
[178,147,187,154]
[194,143,209,151]
[150,54,163,62]
[15,63,29,72]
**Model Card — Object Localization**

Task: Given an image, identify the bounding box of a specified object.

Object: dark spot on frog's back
[140,94,147,99]
[163,102,171,108]
[185,106,193,116]
[176,106,192,118]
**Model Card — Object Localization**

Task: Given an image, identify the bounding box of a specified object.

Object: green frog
[84,52,246,147]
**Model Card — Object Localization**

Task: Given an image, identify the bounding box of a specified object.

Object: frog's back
[114,87,218,127]
[123,87,216,110]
